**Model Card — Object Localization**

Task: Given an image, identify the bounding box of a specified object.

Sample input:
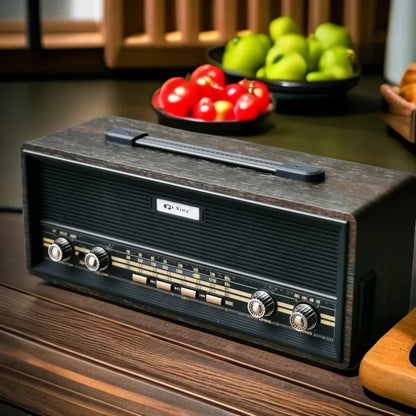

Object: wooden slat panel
[103,0,124,67]
[213,0,238,40]
[0,0,390,68]
[308,0,331,33]
[145,0,166,43]
[343,0,377,63]
[102,0,389,68]
[280,0,304,31]
[247,0,271,34]
[176,0,200,43]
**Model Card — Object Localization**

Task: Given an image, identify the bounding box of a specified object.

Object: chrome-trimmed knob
[247,291,275,319]
[48,237,73,262]
[85,247,110,271]
[289,303,319,332]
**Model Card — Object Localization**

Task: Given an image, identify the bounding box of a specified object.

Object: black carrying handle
[105,127,325,182]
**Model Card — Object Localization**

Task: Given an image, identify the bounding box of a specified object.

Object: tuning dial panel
[247,291,275,319]
[289,303,319,332]
[42,224,338,359]
[85,247,110,271]
[48,237,73,262]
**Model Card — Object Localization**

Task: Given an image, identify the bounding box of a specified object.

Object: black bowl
[151,89,275,136]
[207,46,360,99]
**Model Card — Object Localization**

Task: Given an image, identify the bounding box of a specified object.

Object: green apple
[265,45,283,67]
[256,66,266,79]
[265,52,307,81]
[318,46,356,80]
[314,22,352,50]
[265,33,308,67]
[269,16,300,42]
[319,45,355,70]
[256,33,273,53]
[325,64,354,79]
[306,71,335,82]
[306,35,323,71]
[222,33,271,77]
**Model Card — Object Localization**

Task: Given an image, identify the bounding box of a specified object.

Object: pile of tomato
[152,64,272,122]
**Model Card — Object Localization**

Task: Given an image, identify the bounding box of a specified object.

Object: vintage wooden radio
[21,116,416,369]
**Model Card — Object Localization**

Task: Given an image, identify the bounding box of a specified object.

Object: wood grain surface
[380,84,416,143]
[359,308,416,409]
[0,212,415,415]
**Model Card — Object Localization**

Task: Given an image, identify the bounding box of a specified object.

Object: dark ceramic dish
[207,46,360,99]
[151,89,276,135]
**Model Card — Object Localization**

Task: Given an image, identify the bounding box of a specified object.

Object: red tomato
[190,64,226,87]
[222,83,246,104]
[234,93,260,121]
[192,97,216,121]
[158,77,197,117]
[192,75,224,101]
[214,100,234,121]
[238,79,271,113]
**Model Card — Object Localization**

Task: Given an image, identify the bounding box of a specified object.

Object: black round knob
[48,237,72,262]
[247,291,275,319]
[289,303,319,332]
[85,247,110,271]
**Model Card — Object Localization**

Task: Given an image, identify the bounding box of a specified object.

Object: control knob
[289,303,319,332]
[48,237,73,262]
[247,291,275,319]
[85,247,110,271]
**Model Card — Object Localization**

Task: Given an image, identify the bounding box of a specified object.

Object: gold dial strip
[44,237,335,328]
[43,239,90,255]
[320,313,335,322]
[277,302,335,328]
[112,260,250,302]
[111,255,251,300]
[74,245,89,254]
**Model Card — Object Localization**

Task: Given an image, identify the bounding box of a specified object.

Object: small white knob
[85,247,110,271]
[247,291,275,319]
[289,303,318,332]
[48,237,72,262]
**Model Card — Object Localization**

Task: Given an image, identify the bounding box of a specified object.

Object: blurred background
[0,0,391,75]
[1,0,415,210]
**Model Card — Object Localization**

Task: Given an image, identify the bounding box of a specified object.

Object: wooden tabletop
[0,212,414,415]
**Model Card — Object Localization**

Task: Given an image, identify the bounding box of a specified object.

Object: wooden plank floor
[1,213,415,415]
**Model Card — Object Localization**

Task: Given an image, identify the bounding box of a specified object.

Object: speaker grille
[38,158,346,295]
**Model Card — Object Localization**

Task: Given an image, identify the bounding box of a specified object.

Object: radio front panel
[26,153,348,363]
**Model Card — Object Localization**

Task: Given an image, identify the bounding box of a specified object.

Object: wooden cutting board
[359,307,416,408]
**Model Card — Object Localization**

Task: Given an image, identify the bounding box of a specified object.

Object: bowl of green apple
[207,17,360,99]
